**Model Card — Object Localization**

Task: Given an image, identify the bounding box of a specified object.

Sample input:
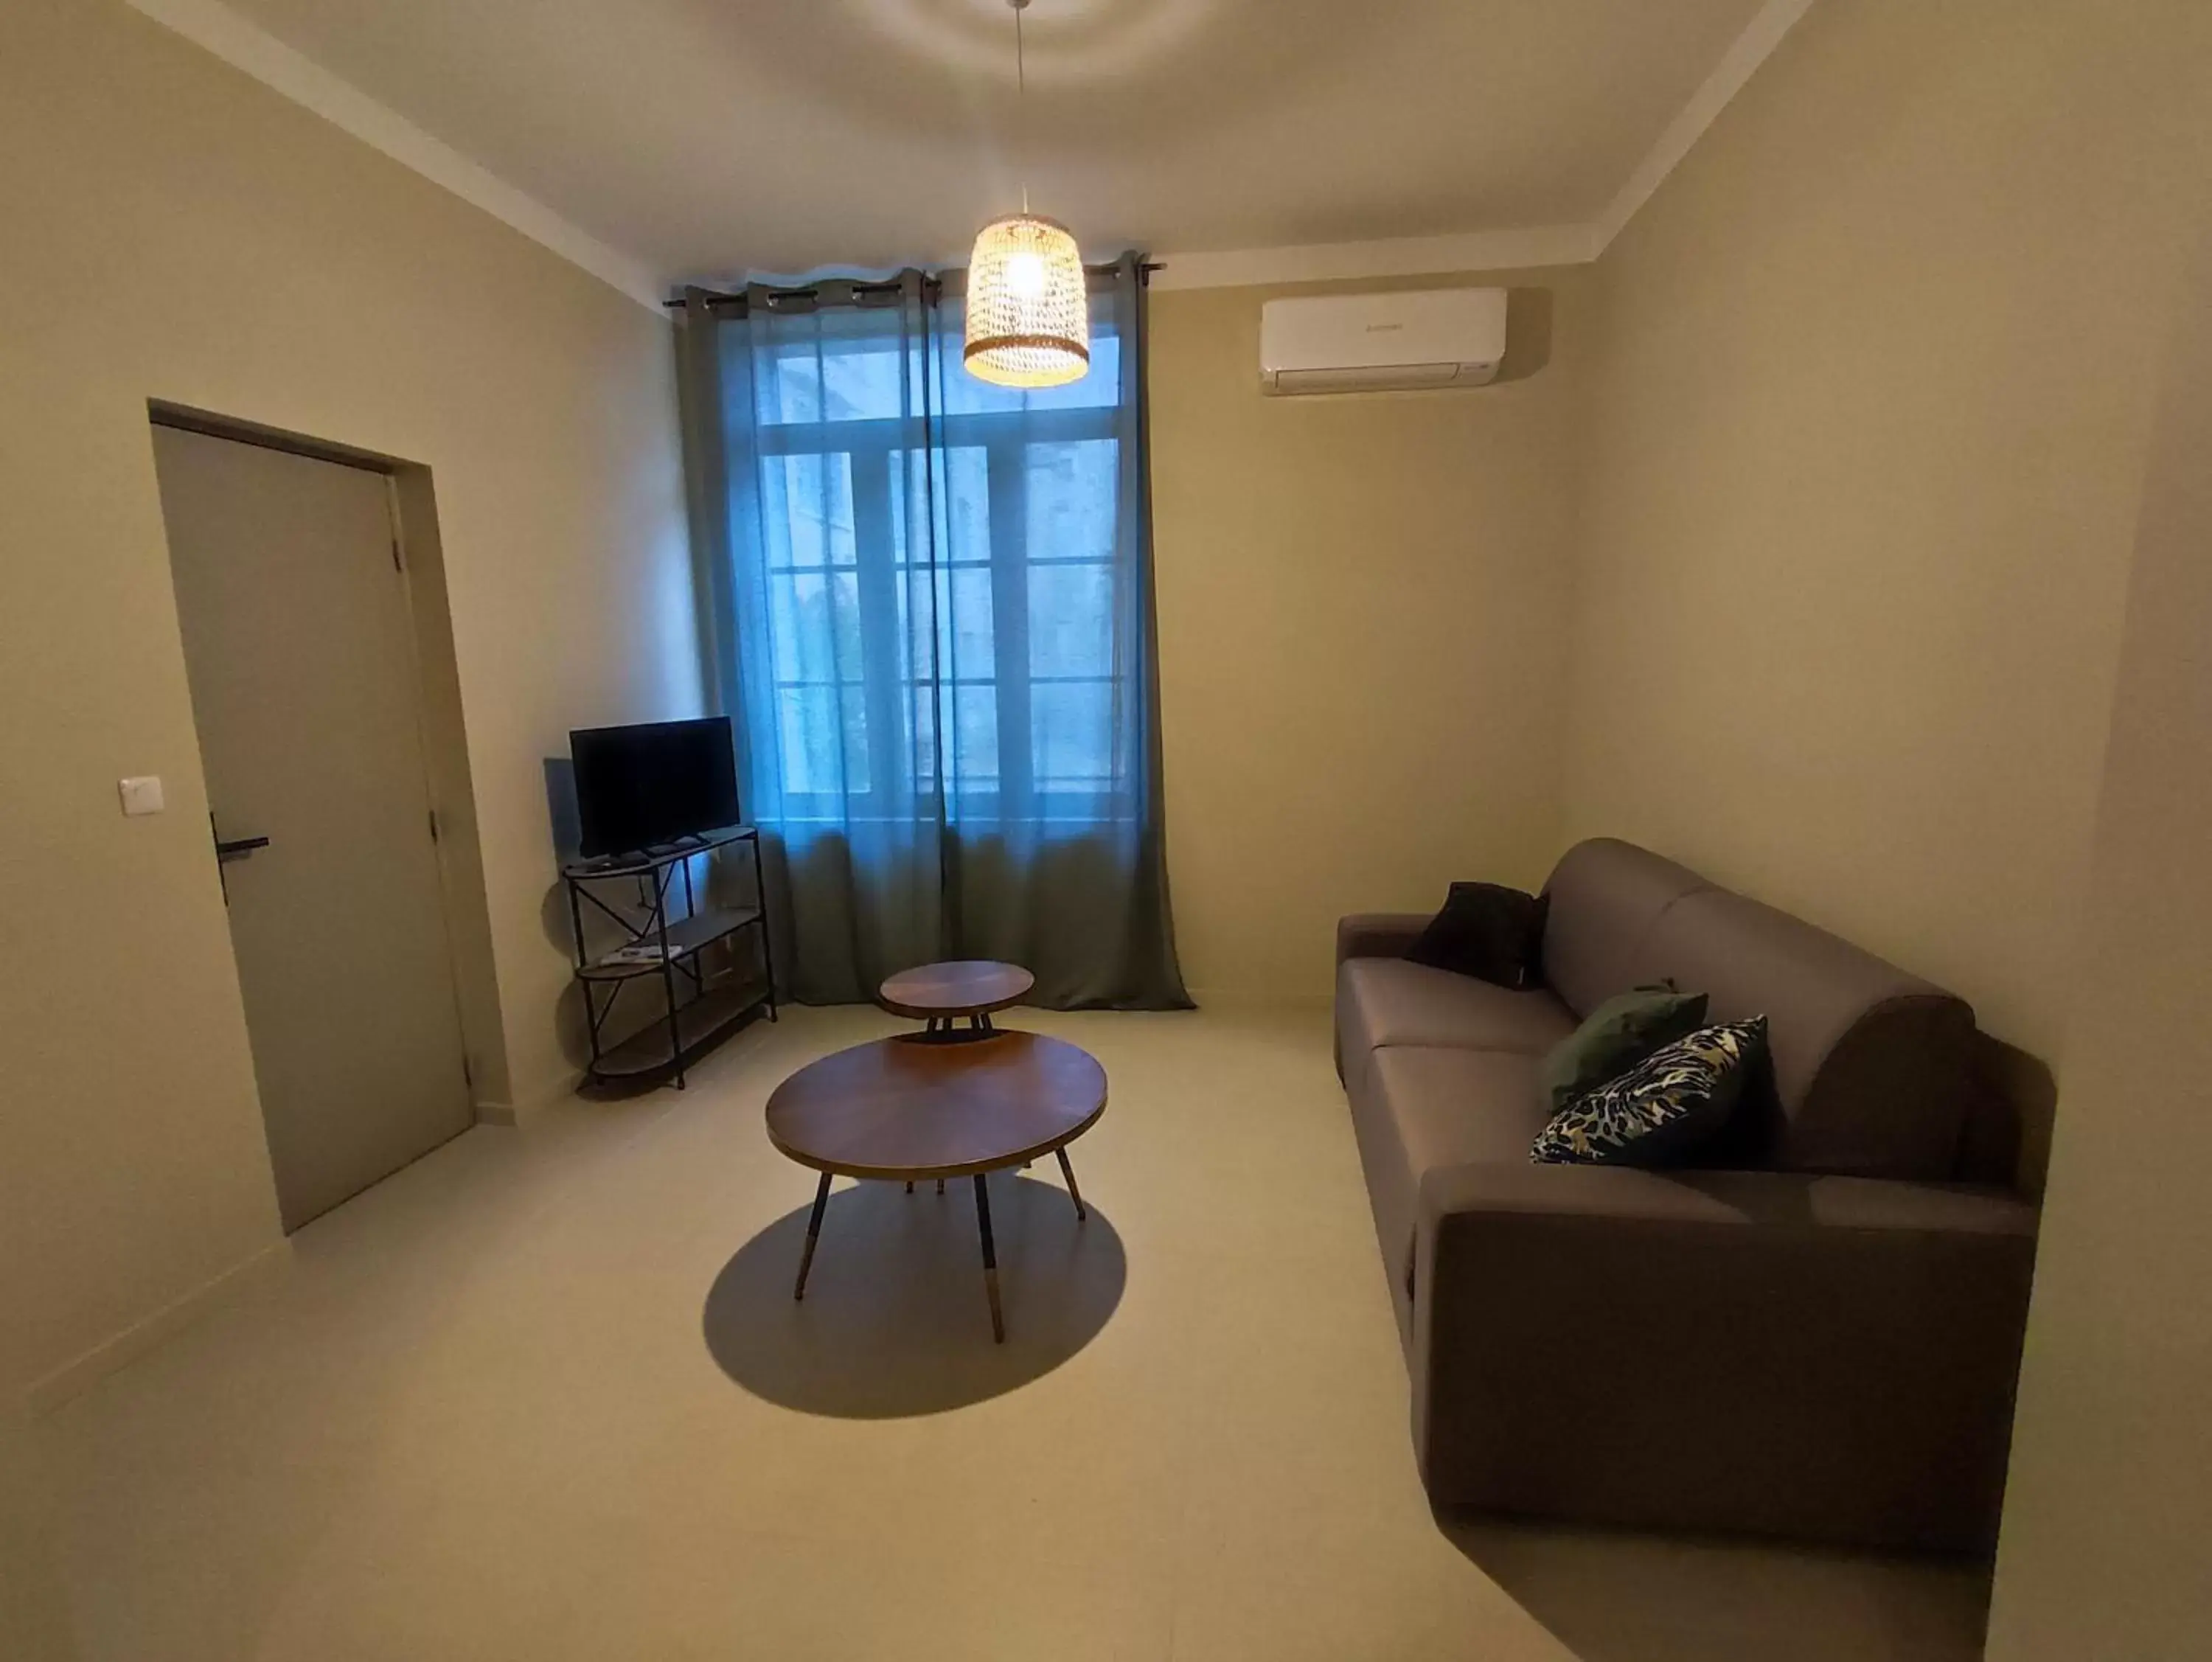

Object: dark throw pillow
[1404,883,1548,990]
[1531,1016,1770,1168]
[1539,984,1711,1116]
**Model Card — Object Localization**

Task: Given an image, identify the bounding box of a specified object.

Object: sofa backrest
[1539,841,1707,1017]
[1540,839,1975,1181]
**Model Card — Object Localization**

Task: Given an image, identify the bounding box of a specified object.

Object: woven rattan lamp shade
[964,213,1090,389]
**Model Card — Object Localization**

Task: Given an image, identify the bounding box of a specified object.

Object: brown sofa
[1336,838,2037,1551]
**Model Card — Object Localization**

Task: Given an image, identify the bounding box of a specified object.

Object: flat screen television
[569,716,740,858]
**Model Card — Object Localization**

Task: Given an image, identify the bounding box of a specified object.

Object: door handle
[210,815,268,905]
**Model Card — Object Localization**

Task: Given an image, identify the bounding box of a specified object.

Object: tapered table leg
[793,1172,831,1300]
[973,1174,1006,1343]
[1054,1146,1087,1221]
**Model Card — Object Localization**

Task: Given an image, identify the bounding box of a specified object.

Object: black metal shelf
[591,978,771,1079]
[562,826,775,1089]
[559,824,754,881]
[577,905,765,982]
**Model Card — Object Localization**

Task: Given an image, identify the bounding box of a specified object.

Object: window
[737,311,1130,830]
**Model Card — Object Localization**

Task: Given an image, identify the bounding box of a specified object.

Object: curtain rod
[664,260,1163,310]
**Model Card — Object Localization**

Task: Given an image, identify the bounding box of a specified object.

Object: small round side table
[878,959,1035,1040]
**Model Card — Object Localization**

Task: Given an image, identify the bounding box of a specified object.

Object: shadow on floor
[1438,1512,1992,1662]
[703,1172,1124,1419]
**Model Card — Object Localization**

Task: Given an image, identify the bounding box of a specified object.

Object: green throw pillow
[1540,984,1711,1116]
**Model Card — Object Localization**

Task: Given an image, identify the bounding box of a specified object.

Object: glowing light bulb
[1006,251,1048,299]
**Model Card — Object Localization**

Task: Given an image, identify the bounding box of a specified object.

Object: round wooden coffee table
[878,959,1034,1038]
[765,1031,1105,1342]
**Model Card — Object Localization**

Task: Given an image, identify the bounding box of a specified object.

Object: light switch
[118,776,166,816]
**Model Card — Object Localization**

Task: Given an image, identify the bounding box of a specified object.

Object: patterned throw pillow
[1531,1017,1769,1167]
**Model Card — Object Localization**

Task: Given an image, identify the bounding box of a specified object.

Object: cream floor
[41,1007,1991,1661]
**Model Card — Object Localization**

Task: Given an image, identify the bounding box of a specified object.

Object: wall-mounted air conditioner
[1259,288,1508,395]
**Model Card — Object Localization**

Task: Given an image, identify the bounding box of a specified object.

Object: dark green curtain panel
[674,254,1190,1009]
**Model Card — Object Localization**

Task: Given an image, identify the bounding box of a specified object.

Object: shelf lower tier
[588,978,771,1081]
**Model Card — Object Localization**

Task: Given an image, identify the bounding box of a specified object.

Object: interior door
[153,423,474,1231]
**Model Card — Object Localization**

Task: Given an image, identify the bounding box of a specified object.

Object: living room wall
[1982,224,2212,1662]
[1560,0,2212,1064]
[1147,270,1590,1003]
[0,0,693,1400]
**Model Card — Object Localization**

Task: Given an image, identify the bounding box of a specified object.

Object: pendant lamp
[964,0,1088,388]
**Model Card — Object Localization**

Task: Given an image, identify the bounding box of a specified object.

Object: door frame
[150,400,512,1112]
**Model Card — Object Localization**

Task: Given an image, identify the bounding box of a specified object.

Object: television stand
[560,825,775,1090]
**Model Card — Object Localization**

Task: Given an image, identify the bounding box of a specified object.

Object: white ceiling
[142,0,1795,298]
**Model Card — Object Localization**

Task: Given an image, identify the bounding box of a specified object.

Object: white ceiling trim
[122,0,667,312]
[1588,0,1820,253]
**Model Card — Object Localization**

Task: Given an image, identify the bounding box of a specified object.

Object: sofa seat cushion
[1338,957,1576,1063]
[1380,1046,1555,1169]
[1346,1043,1552,1349]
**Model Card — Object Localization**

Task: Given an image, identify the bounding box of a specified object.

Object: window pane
[776,686,840,797]
[900,563,939,682]
[942,446,991,563]
[1031,681,1114,788]
[762,351,822,426]
[1029,562,1113,678]
[760,318,915,426]
[840,685,871,793]
[888,449,927,568]
[911,688,938,787]
[944,566,995,683]
[821,345,904,422]
[768,571,863,685]
[938,316,1123,415]
[1026,440,1117,561]
[768,574,808,684]
[830,571,863,679]
[771,453,855,569]
[953,684,998,787]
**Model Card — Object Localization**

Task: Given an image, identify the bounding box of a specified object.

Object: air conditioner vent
[1259,288,1507,396]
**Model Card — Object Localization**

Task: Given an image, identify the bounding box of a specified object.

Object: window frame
[742,401,1131,830]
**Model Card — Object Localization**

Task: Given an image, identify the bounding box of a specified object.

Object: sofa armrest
[1337,912,1430,964]
[1411,1162,2037,1549]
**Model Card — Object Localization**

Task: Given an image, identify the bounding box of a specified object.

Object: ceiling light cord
[1013,0,1029,215]
[964,0,1088,389]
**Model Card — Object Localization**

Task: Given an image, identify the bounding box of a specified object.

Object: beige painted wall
[0,0,692,1396]
[1149,273,1589,1001]
[1561,0,2212,1060]
[1983,228,2212,1662]
[0,1401,77,1661]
